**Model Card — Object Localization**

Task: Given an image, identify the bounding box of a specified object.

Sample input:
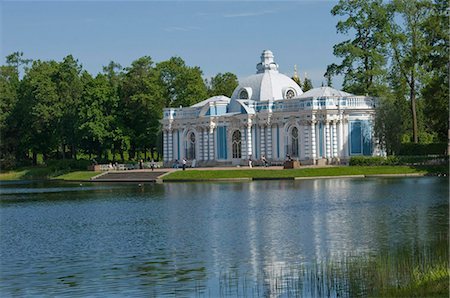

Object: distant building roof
[298,86,354,98]
[191,95,230,107]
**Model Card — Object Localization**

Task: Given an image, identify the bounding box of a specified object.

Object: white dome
[230,50,303,103]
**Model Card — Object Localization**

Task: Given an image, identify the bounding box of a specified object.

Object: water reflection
[0,177,448,296]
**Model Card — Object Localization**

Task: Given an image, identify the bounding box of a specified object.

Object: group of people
[248,155,269,168]
[172,158,188,170]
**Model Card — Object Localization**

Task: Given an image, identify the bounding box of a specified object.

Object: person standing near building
[150,159,155,171]
[182,158,187,171]
[248,155,253,168]
[261,155,268,167]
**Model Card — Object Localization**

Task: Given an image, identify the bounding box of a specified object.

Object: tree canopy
[329,0,448,151]
[0,54,227,168]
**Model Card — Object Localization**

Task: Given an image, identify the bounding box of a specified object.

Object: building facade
[161,50,380,166]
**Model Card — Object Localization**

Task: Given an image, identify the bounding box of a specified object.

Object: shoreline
[1,165,447,183]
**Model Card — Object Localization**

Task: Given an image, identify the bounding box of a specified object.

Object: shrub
[399,143,447,156]
[45,159,92,171]
[349,155,447,166]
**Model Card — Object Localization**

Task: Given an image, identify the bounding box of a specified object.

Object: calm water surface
[0,177,448,296]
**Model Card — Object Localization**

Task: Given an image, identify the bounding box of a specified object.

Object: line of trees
[0,53,238,168]
[1,0,447,169]
[326,0,448,154]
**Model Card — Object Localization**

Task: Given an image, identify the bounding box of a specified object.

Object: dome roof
[230,50,303,102]
[298,86,353,98]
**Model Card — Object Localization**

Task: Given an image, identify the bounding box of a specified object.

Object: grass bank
[54,171,100,181]
[163,165,447,181]
[0,168,99,181]
[217,236,448,297]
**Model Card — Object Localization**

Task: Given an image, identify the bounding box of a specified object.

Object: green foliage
[206,72,238,97]
[398,142,448,156]
[45,159,91,171]
[1,51,217,168]
[349,155,448,167]
[327,0,389,96]
[420,0,449,142]
[156,56,207,108]
[121,56,163,159]
[302,77,313,92]
[333,0,448,150]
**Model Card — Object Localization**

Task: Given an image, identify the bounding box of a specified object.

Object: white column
[338,119,343,157]
[310,121,317,162]
[260,125,266,157]
[203,129,208,160]
[197,128,203,161]
[267,125,273,159]
[240,128,247,159]
[246,123,253,158]
[325,121,331,158]
[303,123,310,159]
[163,130,168,162]
[209,127,215,160]
[332,121,338,158]
[168,130,173,161]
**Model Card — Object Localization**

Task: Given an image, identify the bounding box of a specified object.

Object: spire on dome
[291,64,302,87]
[256,50,279,73]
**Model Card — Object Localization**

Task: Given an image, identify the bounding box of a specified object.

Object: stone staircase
[92,171,167,182]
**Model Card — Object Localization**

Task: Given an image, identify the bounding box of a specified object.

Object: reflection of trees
[135,257,207,295]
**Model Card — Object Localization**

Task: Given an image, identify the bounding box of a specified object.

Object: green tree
[302,77,313,92]
[387,0,432,144]
[19,60,61,163]
[102,61,128,161]
[56,55,84,159]
[206,72,238,97]
[6,51,31,77]
[0,64,20,167]
[420,0,449,142]
[121,56,163,160]
[78,73,119,159]
[327,0,389,96]
[156,57,207,108]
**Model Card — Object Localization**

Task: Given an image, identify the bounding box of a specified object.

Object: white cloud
[223,10,276,18]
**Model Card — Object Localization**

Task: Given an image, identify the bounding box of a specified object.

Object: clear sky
[1,0,345,88]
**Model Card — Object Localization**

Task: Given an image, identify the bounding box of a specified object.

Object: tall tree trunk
[129,143,135,160]
[61,143,66,159]
[32,151,37,166]
[120,150,125,163]
[410,70,418,143]
[71,144,77,160]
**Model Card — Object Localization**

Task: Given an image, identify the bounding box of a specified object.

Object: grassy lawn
[0,168,100,181]
[0,167,60,180]
[163,165,446,181]
[54,171,100,180]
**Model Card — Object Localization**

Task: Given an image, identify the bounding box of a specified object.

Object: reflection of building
[162,50,380,166]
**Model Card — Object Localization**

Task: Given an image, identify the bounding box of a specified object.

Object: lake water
[0,177,448,297]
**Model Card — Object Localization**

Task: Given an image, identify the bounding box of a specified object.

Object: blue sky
[1,0,345,88]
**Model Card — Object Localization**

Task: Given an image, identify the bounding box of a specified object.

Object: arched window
[239,89,249,99]
[232,130,242,158]
[290,126,299,157]
[186,132,196,159]
[285,89,295,99]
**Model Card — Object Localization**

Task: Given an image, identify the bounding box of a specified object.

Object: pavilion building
[161,50,380,166]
